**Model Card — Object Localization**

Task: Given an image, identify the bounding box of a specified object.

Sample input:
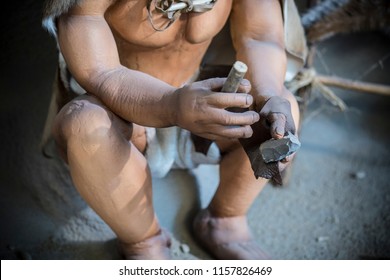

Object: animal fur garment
[42,0,83,35]
[43,0,82,18]
[301,0,390,44]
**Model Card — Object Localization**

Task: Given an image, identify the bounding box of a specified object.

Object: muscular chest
[105,0,232,48]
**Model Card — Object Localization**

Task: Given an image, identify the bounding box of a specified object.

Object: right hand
[173,78,260,140]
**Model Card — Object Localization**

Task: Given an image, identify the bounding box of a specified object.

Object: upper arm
[230,0,285,49]
[56,0,119,92]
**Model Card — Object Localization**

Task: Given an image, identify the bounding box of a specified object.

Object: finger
[207,92,253,108]
[211,124,254,139]
[268,113,287,139]
[196,77,227,91]
[236,79,251,94]
[195,132,221,141]
[210,109,259,125]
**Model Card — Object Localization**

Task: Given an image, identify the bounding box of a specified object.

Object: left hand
[239,94,298,183]
[258,95,297,174]
[257,95,296,140]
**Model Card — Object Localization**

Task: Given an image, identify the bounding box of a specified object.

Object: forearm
[230,0,287,110]
[89,66,178,128]
[236,39,287,110]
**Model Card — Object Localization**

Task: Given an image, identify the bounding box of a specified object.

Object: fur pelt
[42,0,82,19]
[42,0,84,35]
[301,0,390,43]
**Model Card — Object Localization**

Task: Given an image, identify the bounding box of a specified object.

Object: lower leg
[54,97,170,259]
[193,141,270,259]
[193,90,300,259]
[209,142,268,217]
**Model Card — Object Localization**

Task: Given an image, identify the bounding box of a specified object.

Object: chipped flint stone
[260,132,301,163]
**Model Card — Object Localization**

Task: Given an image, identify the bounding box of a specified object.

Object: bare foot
[118,228,172,260]
[193,209,271,259]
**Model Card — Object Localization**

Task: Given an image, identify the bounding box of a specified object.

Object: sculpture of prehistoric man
[42,0,306,259]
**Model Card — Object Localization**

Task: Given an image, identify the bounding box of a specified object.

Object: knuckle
[245,94,253,105]
[242,126,253,138]
[208,93,221,106]
[250,112,259,123]
[231,94,244,106]
[223,114,233,125]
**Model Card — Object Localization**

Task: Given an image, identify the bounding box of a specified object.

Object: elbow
[80,66,125,99]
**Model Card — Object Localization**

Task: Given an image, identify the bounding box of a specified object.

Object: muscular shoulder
[42,0,117,36]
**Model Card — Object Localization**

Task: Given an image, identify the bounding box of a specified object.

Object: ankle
[118,228,172,260]
[193,209,270,260]
[208,204,248,218]
[194,209,252,244]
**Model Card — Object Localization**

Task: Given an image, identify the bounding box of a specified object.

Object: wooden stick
[191,61,248,155]
[316,75,390,96]
[221,61,248,93]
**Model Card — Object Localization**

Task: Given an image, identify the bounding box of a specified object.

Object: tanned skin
[51,0,300,259]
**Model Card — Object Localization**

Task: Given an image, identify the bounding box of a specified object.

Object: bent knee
[53,97,115,148]
[282,88,298,107]
[282,88,300,127]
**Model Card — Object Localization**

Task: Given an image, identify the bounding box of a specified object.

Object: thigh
[215,138,241,155]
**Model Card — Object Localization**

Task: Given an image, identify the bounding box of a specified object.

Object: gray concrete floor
[0,1,389,260]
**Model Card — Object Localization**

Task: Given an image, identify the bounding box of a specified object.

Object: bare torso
[105,0,233,86]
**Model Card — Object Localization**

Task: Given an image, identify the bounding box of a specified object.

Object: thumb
[268,113,286,139]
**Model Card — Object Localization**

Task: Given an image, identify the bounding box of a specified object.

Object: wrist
[164,87,180,126]
[253,92,274,112]
[253,86,284,111]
